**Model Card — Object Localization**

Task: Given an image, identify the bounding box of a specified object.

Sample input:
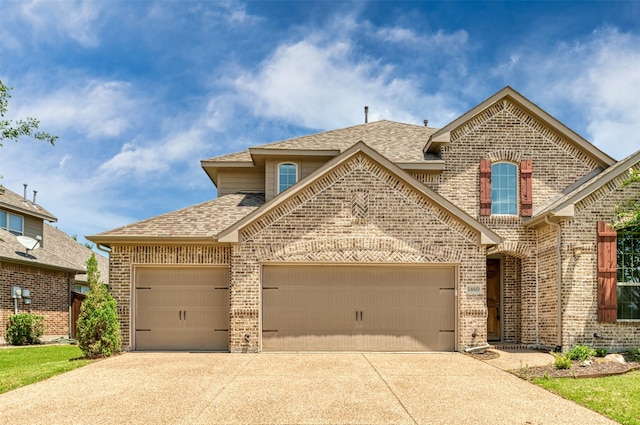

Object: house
[0,185,108,342]
[87,87,640,353]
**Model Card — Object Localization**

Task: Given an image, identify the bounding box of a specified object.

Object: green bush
[631,348,640,361]
[76,254,122,357]
[565,345,595,362]
[554,353,572,370]
[6,314,44,345]
[594,348,608,357]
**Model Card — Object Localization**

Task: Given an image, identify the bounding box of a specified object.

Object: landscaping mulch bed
[467,349,640,379]
[514,354,640,380]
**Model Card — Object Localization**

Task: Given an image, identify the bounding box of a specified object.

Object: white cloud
[493,27,640,160]
[99,128,207,177]
[232,39,458,129]
[14,80,137,139]
[20,0,103,48]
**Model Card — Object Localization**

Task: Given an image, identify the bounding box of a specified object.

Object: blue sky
[1,0,640,245]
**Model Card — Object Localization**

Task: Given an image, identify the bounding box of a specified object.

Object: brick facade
[98,90,640,353]
[0,262,72,338]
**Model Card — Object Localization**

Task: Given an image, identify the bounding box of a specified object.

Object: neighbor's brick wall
[232,153,487,352]
[108,245,230,349]
[561,172,640,350]
[0,262,71,338]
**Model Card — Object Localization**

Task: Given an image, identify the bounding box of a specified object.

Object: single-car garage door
[262,265,455,351]
[135,267,229,351]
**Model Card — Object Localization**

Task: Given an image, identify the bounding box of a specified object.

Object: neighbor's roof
[527,149,640,227]
[87,193,265,244]
[203,120,438,165]
[0,186,57,222]
[0,228,82,272]
[43,224,108,283]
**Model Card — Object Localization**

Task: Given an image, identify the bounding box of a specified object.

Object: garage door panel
[135,267,229,351]
[262,265,456,351]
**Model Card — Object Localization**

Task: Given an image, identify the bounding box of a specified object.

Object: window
[617,229,640,320]
[491,162,517,215]
[278,163,298,193]
[0,210,24,236]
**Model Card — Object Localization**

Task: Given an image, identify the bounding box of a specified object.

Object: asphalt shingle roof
[92,193,265,238]
[205,121,438,164]
[0,186,57,222]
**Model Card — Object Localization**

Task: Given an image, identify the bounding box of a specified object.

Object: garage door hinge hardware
[440,287,454,290]
[136,287,151,290]
[439,330,455,333]
[136,329,151,332]
[262,330,278,333]
[214,287,229,290]
[214,329,229,332]
[263,286,278,290]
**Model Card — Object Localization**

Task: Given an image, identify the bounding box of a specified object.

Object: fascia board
[397,161,445,171]
[248,148,341,157]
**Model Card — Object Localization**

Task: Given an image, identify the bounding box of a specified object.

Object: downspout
[544,216,563,351]
[95,244,111,254]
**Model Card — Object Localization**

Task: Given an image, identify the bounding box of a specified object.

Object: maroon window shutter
[597,221,617,323]
[520,160,533,217]
[479,159,492,216]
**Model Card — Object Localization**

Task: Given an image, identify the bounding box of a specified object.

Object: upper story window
[491,162,517,215]
[617,229,640,320]
[0,210,24,236]
[278,163,298,193]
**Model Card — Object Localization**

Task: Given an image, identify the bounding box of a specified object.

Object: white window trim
[277,162,299,194]
[491,161,519,216]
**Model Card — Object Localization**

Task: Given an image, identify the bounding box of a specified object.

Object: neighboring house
[0,186,108,342]
[88,87,640,353]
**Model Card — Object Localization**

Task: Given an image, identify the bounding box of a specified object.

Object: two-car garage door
[262,265,456,351]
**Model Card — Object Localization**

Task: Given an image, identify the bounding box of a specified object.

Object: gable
[218,142,500,247]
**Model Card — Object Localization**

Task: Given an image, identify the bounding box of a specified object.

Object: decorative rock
[603,354,626,364]
[580,360,592,367]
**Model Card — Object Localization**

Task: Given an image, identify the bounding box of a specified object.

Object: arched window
[278,163,298,193]
[491,162,517,215]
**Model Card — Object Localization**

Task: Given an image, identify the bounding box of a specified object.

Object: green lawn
[534,370,640,425]
[0,345,92,394]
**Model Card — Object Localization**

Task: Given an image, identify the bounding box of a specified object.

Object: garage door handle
[179,310,182,320]
[184,310,187,320]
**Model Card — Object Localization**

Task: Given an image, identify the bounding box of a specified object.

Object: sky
[1,0,640,246]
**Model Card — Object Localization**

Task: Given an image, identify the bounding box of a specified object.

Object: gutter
[544,216,563,351]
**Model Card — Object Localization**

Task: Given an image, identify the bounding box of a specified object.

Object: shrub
[76,253,122,357]
[594,348,608,357]
[631,348,640,361]
[565,345,595,362]
[554,353,572,370]
[6,314,44,345]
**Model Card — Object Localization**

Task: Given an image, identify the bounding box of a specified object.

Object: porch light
[573,246,583,260]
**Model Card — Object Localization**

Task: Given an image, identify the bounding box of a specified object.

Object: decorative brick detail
[351,189,369,223]
[259,237,464,263]
[487,241,532,259]
[487,149,523,163]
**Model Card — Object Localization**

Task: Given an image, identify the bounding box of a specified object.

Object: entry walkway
[0,352,614,424]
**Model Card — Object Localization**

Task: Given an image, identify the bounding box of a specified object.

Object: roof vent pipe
[23,184,27,201]
[364,106,369,124]
[33,190,37,204]
[424,119,429,127]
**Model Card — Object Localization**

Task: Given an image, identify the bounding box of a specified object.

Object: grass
[534,370,640,425]
[0,345,92,394]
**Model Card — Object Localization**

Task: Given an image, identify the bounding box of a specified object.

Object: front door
[486,259,501,341]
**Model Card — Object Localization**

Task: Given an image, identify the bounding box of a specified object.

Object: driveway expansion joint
[362,354,419,425]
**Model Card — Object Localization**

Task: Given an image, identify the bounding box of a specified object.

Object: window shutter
[597,221,617,323]
[520,160,533,217]
[479,159,492,216]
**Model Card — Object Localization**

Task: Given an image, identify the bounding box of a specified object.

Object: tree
[1,79,57,146]
[613,169,640,230]
[76,253,122,357]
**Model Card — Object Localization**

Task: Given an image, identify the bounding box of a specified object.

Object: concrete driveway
[0,352,615,424]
